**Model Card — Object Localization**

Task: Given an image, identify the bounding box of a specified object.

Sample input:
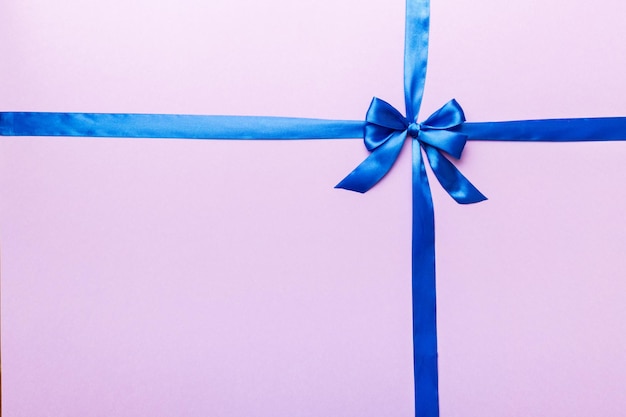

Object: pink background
[1,0,626,416]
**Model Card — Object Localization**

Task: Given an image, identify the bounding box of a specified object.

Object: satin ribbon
[0,112,364,140]
[2,1,626,416]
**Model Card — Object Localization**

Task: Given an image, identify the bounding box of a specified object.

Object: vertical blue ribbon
[408,3,446,411]
[337,2,471,415]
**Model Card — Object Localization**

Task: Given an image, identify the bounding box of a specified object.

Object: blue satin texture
[1,0,626,416]
[0,112,364,140]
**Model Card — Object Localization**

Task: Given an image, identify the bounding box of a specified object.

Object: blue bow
[336,97,486,204]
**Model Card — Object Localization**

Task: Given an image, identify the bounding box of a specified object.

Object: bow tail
[411,139,440,417]
[423,145,487,204]
[335,131,407,193]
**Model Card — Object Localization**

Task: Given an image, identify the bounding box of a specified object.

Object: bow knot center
[407,122,420,138]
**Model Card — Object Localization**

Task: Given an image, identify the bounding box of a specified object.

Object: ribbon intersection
[337,97,486,205]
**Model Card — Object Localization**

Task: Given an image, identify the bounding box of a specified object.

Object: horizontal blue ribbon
[462,118,626,141]
[0,112,364,140]
[2,1,626,416]
[4,111,626,143]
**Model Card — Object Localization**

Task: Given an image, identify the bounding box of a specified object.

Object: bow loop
[418,129,467,159]
[364,97,409,151]
[421,98,466,130]
[418,99,468,159]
